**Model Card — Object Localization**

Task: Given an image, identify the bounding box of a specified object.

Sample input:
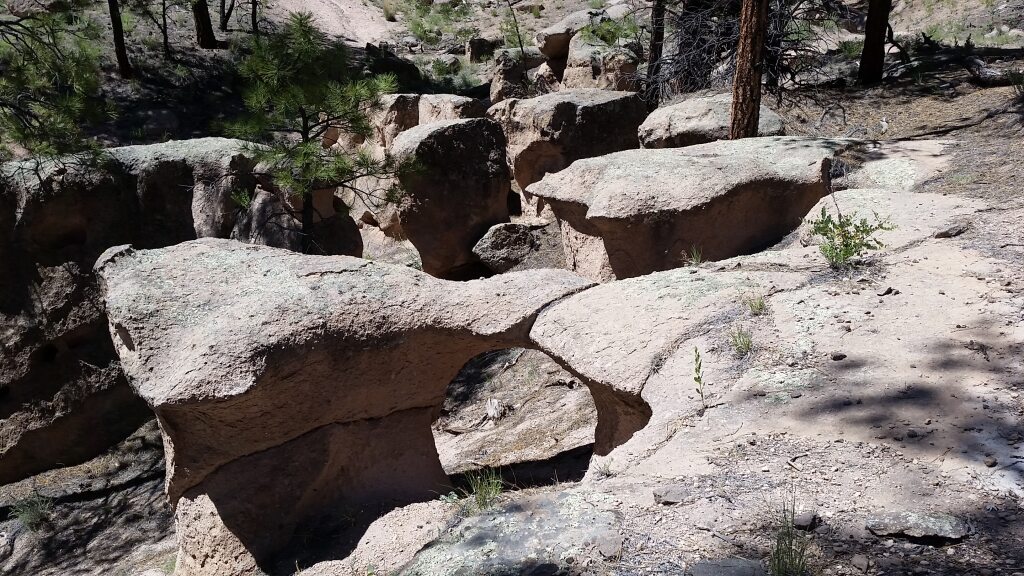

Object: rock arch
[95,238,652,575]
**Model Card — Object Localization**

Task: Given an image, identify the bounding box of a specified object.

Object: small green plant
[12,492,52,531]
[686,245,703,266]
[530,4,541,17]
[768,498,811,576]
[464,468,504,511]
[730,327,753,357]
[580,15,640,46]
[693,347,708,410]
[161,555,177,574]
[807,206,893,269]
[838,39,863,59]
[587,0,605,7]
[743,294,767,316]
[438,491,460,504]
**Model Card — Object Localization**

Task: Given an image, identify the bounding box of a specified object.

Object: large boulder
[561,32,640,92]
[389,118,512,279]
[488,47,548,104]
[96,238,643,575]
[526,137,838,281]
[486,89,647,193]
[0,138,341,485]
[639,93,785,148]
[534,7,617,60]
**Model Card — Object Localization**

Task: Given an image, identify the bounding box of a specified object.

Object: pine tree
[0,2,106,158]
[730,0,769,140]
[229,12,398,254]
[858,0,892,85]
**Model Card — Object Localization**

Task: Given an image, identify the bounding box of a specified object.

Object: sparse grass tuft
[768,498,811,576]
[12,492,53,531]
[807,205,892,269]
[743,294,767,316]
[382,0,399,21]
[686,245,703,266]
[592,458,614,478]
[464,468,505,511]
[730,327,753,357]
[838,39,863,59]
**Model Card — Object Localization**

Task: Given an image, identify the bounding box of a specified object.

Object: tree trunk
[250,0,259,34]
[107,0,133,78]
[644,0,667,110]
[730,0,768,140]
[192,0,220,49]
[160,0,171,57]
[858,0,892,84]
[219,0,235,31]
[301,190,315,254]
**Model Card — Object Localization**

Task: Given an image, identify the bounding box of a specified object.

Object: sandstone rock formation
[388,118,511,279]
[486,89,647,193]
[526,137,838,281]
[533,6,627,60]
[561,33,640,92]
[639,93,785,149]
[488,47,548,104]
[95,238,657,574]
[0,139,265,485]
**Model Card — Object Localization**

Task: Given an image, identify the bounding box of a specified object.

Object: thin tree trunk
[858,0,892,84]
[192,0,220,49]
[730,0,768,140]
[645,0,667,110]
[107,0,133,78]
[301,190,315,254]
[219,0,235,31]
[250,0,259,34]
[161,0,171,57]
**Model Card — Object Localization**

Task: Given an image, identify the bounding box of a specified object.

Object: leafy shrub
[580,16,640,46]
[838,39,863,59]
[807,206,893,268]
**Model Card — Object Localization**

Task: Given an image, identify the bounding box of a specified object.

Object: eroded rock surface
[97,238,639,574]
[526,136,838,281]
[486,89,647,192]
[639,93,784,149]
[561,32,640,92]
[389,118,512,278]
[0,138,300,486]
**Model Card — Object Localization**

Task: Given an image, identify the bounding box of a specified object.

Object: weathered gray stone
[639,93,785,149]
[865,511,970,541]
[399,492,620,575]
[561,32,640,92]
[471,223,539,273]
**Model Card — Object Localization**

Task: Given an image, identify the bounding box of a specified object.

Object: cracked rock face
[487,90,648,193]
[0,138,309,486]
[97,238,653,574]
[526,137,838,281]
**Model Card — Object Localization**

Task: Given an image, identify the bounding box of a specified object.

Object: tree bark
[301,190,315,254]
[250,0,259,34]
[730,0,768,140]
[160,0,171,57]
[192,0,221,49]
[644,0,667,110]
[107,0,133,78]
[858,0,892,84]
[219,0,235,31]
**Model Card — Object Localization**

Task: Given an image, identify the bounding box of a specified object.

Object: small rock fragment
[831,351,848,361]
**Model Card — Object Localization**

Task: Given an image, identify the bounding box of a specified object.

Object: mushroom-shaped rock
[389,118,512,279]
[96,238,596,575]
[639,93,784,149]
[486,89,647,192]
[526,137,839,281]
